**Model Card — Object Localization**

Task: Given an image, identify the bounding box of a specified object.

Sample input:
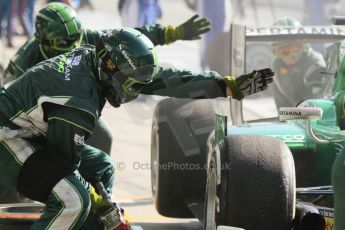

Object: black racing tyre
[0,203,43,229]
[205,135,296,230]
[151,98,216,218]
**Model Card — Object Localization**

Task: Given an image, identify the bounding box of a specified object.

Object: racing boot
[96,202,132,230]
[94,182,132,230]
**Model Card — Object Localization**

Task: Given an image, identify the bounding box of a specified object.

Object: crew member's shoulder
[76,43,96,50]
[82,28,106,45]
[20,36,40,51]
[69,44,97,57]
[12,36,41,64]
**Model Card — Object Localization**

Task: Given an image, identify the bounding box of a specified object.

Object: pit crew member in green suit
[0,27,273,229]
[271,17,327,109]
[1,2,211,155]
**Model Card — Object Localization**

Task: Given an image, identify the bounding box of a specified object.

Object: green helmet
[35,2,82,58]
[96,28,159,107]
[272,17,307,65]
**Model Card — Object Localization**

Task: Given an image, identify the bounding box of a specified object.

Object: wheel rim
[151,120,159,194]
[205,158,217,230]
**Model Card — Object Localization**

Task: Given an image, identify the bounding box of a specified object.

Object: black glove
[164,14,211,44]
[224,68,274,101]
[177,14,211,40]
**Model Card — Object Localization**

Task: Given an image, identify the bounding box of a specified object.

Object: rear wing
[246,26,345,42]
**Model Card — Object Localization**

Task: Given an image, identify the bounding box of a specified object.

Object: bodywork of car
[151,24,345,230]
[208,24,345,229]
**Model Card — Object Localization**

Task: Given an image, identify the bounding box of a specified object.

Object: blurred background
[0,0,343,229]
[1,0,345,70]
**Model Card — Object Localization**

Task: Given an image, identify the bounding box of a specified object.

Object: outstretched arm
[135,15,210,46]
[141,67,274,100]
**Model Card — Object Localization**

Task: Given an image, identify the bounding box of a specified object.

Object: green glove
[89,186,111,213]
[164,14,211,44]
[224,68,274,101]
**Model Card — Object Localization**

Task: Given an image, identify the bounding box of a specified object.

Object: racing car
[150,23,345,230]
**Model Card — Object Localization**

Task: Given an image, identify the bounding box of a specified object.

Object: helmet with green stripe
[96,28,159,107]
[272,17,307,65]
[35,2,82,58]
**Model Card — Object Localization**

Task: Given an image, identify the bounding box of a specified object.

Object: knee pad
[17,148,74,203]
